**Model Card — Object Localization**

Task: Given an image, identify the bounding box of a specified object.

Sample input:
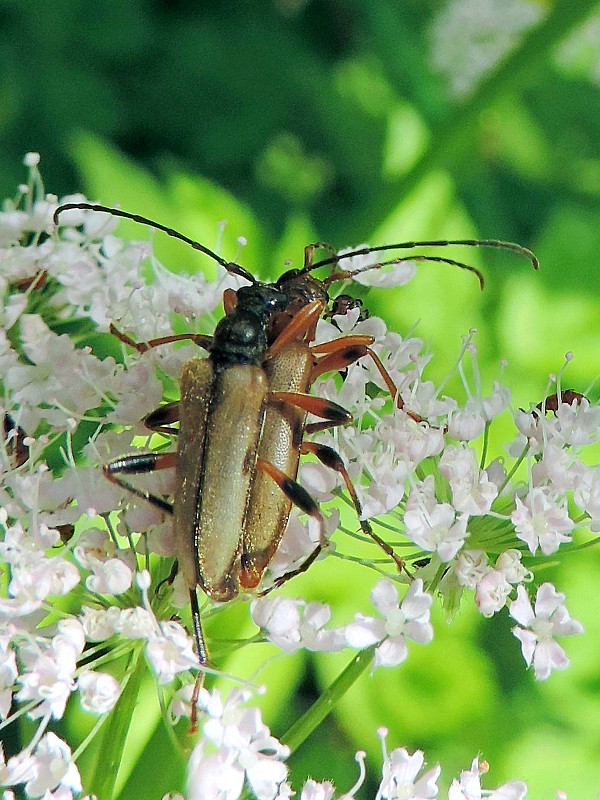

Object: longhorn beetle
[53,203,538,669]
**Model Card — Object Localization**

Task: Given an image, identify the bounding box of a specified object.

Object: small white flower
[494,549,531,584]
[116,606,158,640]
[15,635,78,720]
[146,620,198,684]
[268,510,338,582]
[301,750,366,800]
[24,733,82,797]
[79,606,121,641]
[345,579,433,669]
[376,729,439,800]
[439,444,498,515]
[0,638,17,720]
[449,756,527,800]
[251,596,346,653]
[509,583,584,680]
[85,556,133,595]
[0,742,37,790]
[301,779,335,800]
[475,570,511,617]
[188,688,289,800]
[573,464,600,530]
[404,476,468,562]
[336,245,417,288]
[188,743,245,800]
[77,670,121,713]
[454,550,489,590]
[511,487,574,555]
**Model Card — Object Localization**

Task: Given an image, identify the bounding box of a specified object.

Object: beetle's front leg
[103,451,177,514]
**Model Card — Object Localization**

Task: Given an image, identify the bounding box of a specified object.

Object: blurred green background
[3,0,600,796]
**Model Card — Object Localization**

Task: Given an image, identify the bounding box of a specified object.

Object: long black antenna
[304,238,539,277]
[52,202,256,284]
[326,254,487,290]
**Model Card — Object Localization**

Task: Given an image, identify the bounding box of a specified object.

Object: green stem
[498,442,530,495]
[281,647,375,753]
[89,644,145,800]
[479,421,490,471]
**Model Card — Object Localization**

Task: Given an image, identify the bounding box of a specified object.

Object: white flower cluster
[252,577,433,670]
[0,155,592,798]
[176,689,536,800]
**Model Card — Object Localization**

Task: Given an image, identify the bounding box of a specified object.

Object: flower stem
[88,644,145,800]
[281,647,375,752]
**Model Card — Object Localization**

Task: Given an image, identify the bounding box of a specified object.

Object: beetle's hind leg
[301,441,405,573]
[268,390,404,574]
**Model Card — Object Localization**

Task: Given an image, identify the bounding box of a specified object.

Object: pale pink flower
[509,583,583,680]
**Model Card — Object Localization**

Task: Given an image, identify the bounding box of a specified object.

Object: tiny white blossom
[448,756,527,799]
[85,556,133,595]
[376,729,439,800]
[509,583,584,680]
[24,733,81,798]
[454,550,489,590]
[117,606,159,640]
[475,570,512,617]
[573,464,600,531]
[188,744,245,800]
[0,742,37,790]
[301,750,366,800]
[447,382,511,442]
[404,476,468,562]
[0,638,18,719]
[79,606,121,641]
[252,596,347,653]
[439,444,498,515]
[268,510,338,582]
[301,779,335,800]
[146,620,198,684]
[495,550,531,584]
[511,487,574,555]
[336,245,417,288]
[188,688,289,800]
[345,579,433,669]
[431,0,543,97]
[77,670,121,713]
[15,635,78,720]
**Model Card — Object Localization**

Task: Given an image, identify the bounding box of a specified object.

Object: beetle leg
[268,538,324,591]
[301,441,404,572]
[269,391,352,428]
[311,336,424,423]
[103,451,176,514]
[267,300,324,357]
[222,287,237,314]
[303,241,337,269]
[144,401,180,436]
[265,393,404,572]
[189,586,209,666]
[109,323,213,354]
[105,447,210,679]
